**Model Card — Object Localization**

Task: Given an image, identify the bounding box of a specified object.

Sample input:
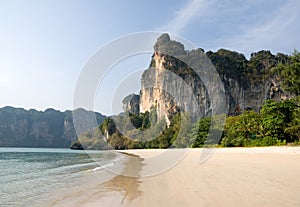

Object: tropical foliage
[221,99,299,147]
[72,50,300,149]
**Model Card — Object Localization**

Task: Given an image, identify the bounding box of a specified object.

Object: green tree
[189,117,211,147]
[108,133,126,150]
[206,49,248,84]
[221,111,262,147]
[273,50,300,96]
[172,113,192,148]
[248,50,277,75]
[260,100,298,142]
[100,118,116,136]
[284,97,300,142]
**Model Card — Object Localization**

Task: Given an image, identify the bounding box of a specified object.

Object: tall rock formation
[138,34,291,122]
[0,107,106,147]
[122,94,140,115]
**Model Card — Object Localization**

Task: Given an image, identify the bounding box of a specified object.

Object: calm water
[0,148,125,207]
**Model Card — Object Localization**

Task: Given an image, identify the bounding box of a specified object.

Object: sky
[0,0,299,115]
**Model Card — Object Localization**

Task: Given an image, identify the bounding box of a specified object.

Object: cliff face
[140,52,211,124]
[0,107,106,147]
[222,76,290,115]
[122,94,140,115]
[139,34,291,121]
[221,75,288,114]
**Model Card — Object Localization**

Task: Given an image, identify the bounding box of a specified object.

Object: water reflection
[102,153,144,203]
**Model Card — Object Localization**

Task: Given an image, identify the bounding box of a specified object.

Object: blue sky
[0,0,299,115]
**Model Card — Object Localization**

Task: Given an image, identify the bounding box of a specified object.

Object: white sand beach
[52,147,300,207]
[124,147,300,207]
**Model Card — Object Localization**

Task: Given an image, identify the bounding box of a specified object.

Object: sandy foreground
[53,147,300,207]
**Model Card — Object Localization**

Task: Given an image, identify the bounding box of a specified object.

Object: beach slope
[124,147,300,207]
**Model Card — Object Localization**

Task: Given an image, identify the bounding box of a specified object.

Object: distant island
[0,107,105,148]
[1,34,299,149]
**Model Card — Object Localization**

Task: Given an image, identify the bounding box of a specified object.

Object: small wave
[91,154,127,172]
[91,163,114,172]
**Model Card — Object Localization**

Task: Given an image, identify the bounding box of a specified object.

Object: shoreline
[125,147,300,207]
[52,147,300,206]
[48,150,144,207]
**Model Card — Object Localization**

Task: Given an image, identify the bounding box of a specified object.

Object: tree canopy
[273,50,300,96]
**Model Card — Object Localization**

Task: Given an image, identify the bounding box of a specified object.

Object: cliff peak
[154,33,185,56]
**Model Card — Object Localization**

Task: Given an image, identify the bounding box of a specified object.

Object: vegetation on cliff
[94,99,299,149]
[75,49,300,149]
[2,33,299,149]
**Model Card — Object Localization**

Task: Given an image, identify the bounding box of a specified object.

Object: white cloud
[214,0,300,56]
[158,0,210,34]
[156,0,299,57]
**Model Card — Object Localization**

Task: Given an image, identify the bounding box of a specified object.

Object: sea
[0,147,127,207]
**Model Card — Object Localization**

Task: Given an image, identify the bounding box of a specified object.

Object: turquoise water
[0,148,124,207]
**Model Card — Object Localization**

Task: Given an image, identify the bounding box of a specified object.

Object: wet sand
[53,147,300,206]
[49,152,143,207]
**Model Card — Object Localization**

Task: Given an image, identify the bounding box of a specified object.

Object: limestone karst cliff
[122,94,140,115]
[0,107,105,147]
[124,34,291,124]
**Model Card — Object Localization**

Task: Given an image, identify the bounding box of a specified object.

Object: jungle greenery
[72,50,300,149]
[76,97,298,150]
